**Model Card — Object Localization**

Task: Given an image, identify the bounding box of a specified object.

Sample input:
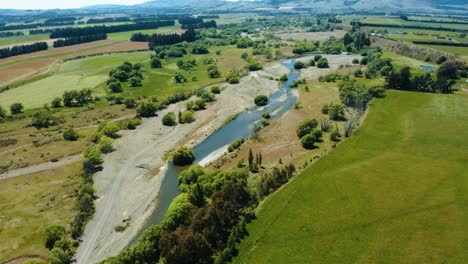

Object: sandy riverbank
[74,64,286,263]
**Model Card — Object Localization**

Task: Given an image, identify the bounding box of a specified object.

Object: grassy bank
[235,90,468,263]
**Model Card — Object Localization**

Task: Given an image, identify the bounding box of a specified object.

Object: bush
[0,105,6,118]
[314,55,322,62]
[352,58,359,64]
[10,103,23,114]
[262,112,271,119]
[296,119,318,138]
[173,147,195,166]
[354,69,363,77]
[128,77,142,87]
[162,112,177,126]
[208,68,221,78]
[226,70,240,84]
[309,59,316,66]
[51,97,62,108]
[124,98,136,109]
[44,224,66,250]
[179,110,195,124]
[151,58,162,68]
[31,111,59,128]
[301,134,317,149]
[330,128,341,142]
[137,102,157,117]
[228,138,245,152]
[279,74,288,81]
[316,58,329,68]
[201,91,215,102]
[360,57,368,65]
[322,103,345,121]
[99,136,114,153]
[108,82,123,93]
[294,61,306,69]
[63,128,79,141]
[210,86,221,94]
[254,95,268,106]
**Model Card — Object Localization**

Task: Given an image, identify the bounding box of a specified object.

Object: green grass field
[235,90,468,264]
[421,44,468,56]
[382,51,438,73]
[0,162,82,263]
[0,51,150,109]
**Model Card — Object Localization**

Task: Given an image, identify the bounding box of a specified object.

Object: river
[130,58,301,245]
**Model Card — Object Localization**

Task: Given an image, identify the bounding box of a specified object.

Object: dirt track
[74,69,283,264]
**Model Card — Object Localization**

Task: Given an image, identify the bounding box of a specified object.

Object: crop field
[0,33,49,47]
[421,44,468,57]
[235,90,468,264]
[0,162,82,263]
[345,15,468,30]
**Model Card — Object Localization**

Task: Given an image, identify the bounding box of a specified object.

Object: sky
[2,0,149,10]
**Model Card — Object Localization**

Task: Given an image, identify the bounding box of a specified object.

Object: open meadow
[235,90,468,263]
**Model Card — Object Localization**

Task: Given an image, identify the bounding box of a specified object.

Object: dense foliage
[53,34,107,47]
[0,42,48,59]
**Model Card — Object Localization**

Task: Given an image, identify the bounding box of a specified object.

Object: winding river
[131,58,301,245]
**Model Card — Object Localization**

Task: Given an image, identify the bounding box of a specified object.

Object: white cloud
[2,0,148,10]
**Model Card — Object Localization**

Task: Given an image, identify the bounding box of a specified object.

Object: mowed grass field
[234,90,468,264]
[0,51,150,109]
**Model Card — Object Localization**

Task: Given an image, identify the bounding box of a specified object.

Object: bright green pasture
[421,44,468,56]
[0,52,150,109]
[108,24,181,40]
[382,51,437,73]
[235,90,468,264]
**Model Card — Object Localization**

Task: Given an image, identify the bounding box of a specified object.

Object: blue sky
[2,0,148,9]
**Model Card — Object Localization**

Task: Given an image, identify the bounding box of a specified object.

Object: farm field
[0,33,49,47]
[0,44,248,110]
[234,90,468,264]
[0,162,82,263]
[345,15,468,30]
[421,44,468,57]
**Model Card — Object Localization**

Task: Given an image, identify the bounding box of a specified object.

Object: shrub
[179,110,195,124]
[83,146,103,173]
[279,74,288,81]
[301,134,317,149]
[294,61,306,69]
[108,82,123,93]
[128,77,142,87]
[296,119,318,138]
[137,102,157,117]
[31,111,59,128]
[208,68,221,78]
[228,138,245,152]
[101,123,120,138]
[124,98,136,109]
[51,97,62,108]
[226,70,240,84]
[262,112,271,119]
[352,58,359,64]
[314,55,322,62]
[63,128,79,141]
[210,86,221,94]
[44,224,66,250]
[309,59,315,66]
[173,147,195,166]
[201,91,215,102]
[254,95,268,106]
[261,119,270,126]
[151,58,162,68]
[99,136,114,153]
[360,57,368,65]
[10,103,23,114]
[194,99,206,110]
[316,58,329,68]
[354,69,363,77]
[162,112,177,126]
[0,105,6,118]
[323,103,345,121]
[330,127,341,142]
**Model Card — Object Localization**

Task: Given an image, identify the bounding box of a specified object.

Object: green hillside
[235,90,468,263]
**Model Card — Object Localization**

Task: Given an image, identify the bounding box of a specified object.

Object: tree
[316,57,329,68]
[225,70,240,84]
[208,68,221,78]
[210,86,221,94]
[173,147,195,166]
[330,127,341,142]
[254,95,268,106]
[124,98,136,109]
[159,227,213,264]
[63,128,79,141]
[137,102,157,117]
[162,112,177,126]
[150,57,162,68]
[189,183,205,207]
[296,119,318,138]
[248,148,254,170]
[83,146,103,173]
[48,247,71,264]
[294,61,306,69]
[51,97,62,108]
[437,61,458,80]
[301,133,317,149]
[44,224,66,250]
[10,103,23,114]
[108,82,123,93]
[31,111,58,128]
[128,77,142,87]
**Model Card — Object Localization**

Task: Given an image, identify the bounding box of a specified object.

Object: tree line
[0,42,48,59]
[49,20,175,38]
[148,28,197,48]
[53,33,107,48]
[0,21,74,31]
[86,17,132,24]
[0,31,24,38]
[30,28,70,35]
[351,21,468,33]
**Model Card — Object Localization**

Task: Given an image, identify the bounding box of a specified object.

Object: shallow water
[130,58,301,245]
